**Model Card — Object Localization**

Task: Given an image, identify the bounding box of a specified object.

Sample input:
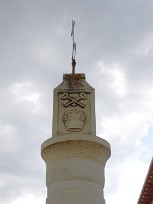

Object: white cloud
[12,194,45,204]
[11,82,42,113]
[106,160,148,204]
[98,62,127,95]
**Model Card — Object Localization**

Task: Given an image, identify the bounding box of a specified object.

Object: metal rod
[71,20,76,74]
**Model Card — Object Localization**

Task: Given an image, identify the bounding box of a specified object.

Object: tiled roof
[138,158,153,204]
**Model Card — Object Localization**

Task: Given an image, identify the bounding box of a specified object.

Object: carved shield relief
[57,92,90,134]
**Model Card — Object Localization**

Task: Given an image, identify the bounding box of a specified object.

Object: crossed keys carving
[61,93,87,108]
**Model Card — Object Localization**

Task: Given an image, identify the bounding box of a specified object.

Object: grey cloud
[0,0,153,203]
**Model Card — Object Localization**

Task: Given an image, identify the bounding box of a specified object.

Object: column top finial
[71,20,76,74]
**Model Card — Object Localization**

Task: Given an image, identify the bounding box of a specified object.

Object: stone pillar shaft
[41,74,111,204]
[41,135,110,204]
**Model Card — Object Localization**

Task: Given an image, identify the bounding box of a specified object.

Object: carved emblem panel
[57,92,90,134]
[63,107,85,132]
[52,74,96,137]
[61,92,87,108]
[58,92,87,133]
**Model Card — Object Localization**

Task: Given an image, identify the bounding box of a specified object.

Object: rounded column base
[46,180,105,204]
[41,135,111,204]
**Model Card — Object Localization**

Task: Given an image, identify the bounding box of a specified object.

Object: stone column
[41,74,111,204]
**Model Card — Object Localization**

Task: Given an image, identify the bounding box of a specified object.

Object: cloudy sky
[0,0,153,203]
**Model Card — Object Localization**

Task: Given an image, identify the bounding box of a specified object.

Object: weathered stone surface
[52,74,96,137]
[41,73,111,204]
